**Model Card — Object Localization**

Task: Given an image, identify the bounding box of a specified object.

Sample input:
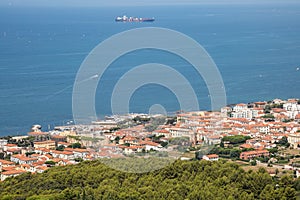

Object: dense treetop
[0,159,298,200]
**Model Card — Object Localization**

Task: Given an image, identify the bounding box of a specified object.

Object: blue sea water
[0,4,300,136]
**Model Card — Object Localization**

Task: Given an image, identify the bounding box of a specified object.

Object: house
[204,135,222,145]
[50,150,74,160]
[0,139,7,149]
[3,143,19,152]
[123,146,144,154]
[68,148,89,159]
[239,143,253,150]
[50,135,67,143]
[153,129,171,138]
[1,170,26,181]
[28,131,50,141]
[203,154,219,161]
[140,141,161,151]
[57,142,71,147]
[240,150,269,160]
[167,127,193,138]
[0,159,15,167]
[233,103,248,112]
[18,164,31,172]
[33,140,56,149]
[6,148,22,155]
[119,136,139,146]
[35,165,49,173]
[288,133,300,149]
[221,107,232,117]
[254,102,266,109]
[10,154,38,165]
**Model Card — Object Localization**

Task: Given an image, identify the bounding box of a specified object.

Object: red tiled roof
[12,154,37,161]
[206,154,219,158]
[6,144,18,147]
[0,159,14,165]
[2,166,17,171]
[1,170,26,175]
[34,140,55,145]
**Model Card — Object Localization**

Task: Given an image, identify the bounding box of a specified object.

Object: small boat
[115,15,155,22]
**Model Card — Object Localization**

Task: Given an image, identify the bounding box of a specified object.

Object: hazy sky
[0,0,298,7]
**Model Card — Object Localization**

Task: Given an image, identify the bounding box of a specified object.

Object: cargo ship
[115,15,155,22]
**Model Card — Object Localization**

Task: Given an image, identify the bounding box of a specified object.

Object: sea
[0,3,300,136]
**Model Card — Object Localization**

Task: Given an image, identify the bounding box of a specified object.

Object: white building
[203,154,219,161]
[288,133,300,149]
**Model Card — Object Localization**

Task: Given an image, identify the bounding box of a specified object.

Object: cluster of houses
[0,98,299,180]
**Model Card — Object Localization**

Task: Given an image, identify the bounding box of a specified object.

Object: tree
[0,159,297,199]
[222,135,251,145]
[259,184,274,199]
[74,158,83,162]
[250,160,257,166]
[0,152,4,159]
[267,148,278,154]
[278,136,290,147]
[220,141,224,148]
[68,143,81,149]
[262,114,275,119]
[114,136,120,144]
[230,149,241,158]
[45,160,56,166]
[56,145,65,151]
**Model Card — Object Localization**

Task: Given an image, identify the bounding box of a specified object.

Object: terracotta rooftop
[1,170,26,175]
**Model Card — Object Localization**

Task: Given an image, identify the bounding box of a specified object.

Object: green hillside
[0,158,298,200]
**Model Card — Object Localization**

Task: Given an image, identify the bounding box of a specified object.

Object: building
[33,140,56,149]
[0,139,8,149]
[233,103,248,112]
[0,159,15,167]
[140,141,161,151]
[123,146,144,154]
[10,154,38,165]
[288,133,300,149]
[1,170,26,181]
[28,131,50,141]
[221,107,232,117]
[203,154,219,161]
[167,127,193,138]
[51,150,74,160]
[65,148,89,159]
[240,150,269,160]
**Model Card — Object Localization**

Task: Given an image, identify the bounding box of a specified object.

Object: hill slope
[0,159,298,200]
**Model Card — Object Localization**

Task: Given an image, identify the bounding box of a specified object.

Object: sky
[0,0,299,7]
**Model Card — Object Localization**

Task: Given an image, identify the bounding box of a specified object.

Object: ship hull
[115,16,155,22]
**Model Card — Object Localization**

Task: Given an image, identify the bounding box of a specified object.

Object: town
[0,98,300,181]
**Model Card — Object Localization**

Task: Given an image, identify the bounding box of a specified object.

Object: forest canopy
[0,158,298,200]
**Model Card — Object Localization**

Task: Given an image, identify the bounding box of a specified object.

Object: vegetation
[56,145,65,151]
[267,147,278,154]
[1,136,34,147]
[262,114,275,119]
[276,136,290,148]
[68,142,82,149]
[81,136,103,142]
[222,135,251,145]
[210,147,242,159]
[45,160,56,166]
[264,103,284,113]
[145,116,166,132]
[0,159,298,199]
[283,119,293,123]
